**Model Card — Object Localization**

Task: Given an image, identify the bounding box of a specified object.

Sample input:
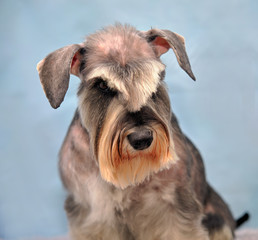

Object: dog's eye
[151,92,157,100]
[98,81,109,91]
[159,70,165,81]
[94,78,109,92]
[94,78,117,97]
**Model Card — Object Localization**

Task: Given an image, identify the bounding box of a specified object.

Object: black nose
[127,129,153,150]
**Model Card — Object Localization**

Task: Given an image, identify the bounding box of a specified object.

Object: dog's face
[37,24,195,188]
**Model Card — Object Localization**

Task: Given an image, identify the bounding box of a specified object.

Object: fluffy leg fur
[202,186,235,240]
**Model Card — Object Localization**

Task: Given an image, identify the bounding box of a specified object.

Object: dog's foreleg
[202,186,235,240]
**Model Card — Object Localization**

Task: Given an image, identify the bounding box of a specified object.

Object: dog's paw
[209,225,233,240]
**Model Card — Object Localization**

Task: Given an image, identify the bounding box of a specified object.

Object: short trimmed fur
[37,24,235,240]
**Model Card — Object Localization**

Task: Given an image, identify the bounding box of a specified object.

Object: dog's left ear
[144,29,195,80]
[37,44,84,109]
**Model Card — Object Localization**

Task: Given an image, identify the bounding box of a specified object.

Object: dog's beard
[98,105,177,189]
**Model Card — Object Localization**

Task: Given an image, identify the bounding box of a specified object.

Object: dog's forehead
[85,24,156,66]
[83,25,165,111]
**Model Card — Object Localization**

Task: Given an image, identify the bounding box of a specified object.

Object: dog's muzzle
[97,104,177,188]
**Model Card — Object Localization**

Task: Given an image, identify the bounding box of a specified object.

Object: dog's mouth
[98,121,177,189]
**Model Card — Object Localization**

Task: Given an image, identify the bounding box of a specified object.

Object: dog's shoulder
[59,110,98,191]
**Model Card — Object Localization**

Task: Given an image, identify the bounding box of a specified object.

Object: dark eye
[159,70,165,81]
[94,78,117,97]
[98,81,109,91]
[94,78,109,92]
[151,92,157,100]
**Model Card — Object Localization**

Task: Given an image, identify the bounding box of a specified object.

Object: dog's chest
[88,173,177,224]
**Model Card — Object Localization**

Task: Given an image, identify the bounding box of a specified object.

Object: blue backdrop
[0,0,257,239]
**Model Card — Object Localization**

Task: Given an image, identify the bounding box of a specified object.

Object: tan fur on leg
[209,225,234,240]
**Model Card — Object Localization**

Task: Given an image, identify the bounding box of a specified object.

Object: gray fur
[37,24,235,240]
[144,28,196,80]
[37,44,82,108]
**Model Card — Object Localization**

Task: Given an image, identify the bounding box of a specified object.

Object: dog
[37,24,236,240]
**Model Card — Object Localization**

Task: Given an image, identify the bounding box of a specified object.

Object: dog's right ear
[37,44,84,109]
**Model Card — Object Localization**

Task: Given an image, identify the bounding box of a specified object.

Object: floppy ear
[144,29,195,80]
[37,44,84,109]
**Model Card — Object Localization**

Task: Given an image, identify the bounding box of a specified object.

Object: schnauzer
[37,24,236,240]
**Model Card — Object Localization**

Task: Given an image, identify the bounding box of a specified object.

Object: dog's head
[37,24,195,188]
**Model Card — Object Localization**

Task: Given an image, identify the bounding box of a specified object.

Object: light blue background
[0,0,257,239]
